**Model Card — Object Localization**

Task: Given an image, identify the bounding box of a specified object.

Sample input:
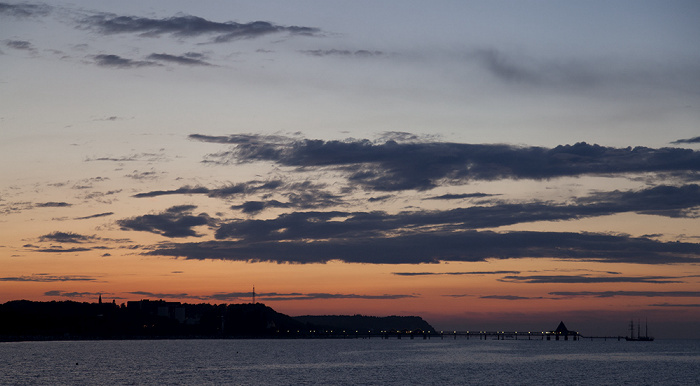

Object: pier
[274,329,583,340]
[275,321,629,341]
[274,330,633,341]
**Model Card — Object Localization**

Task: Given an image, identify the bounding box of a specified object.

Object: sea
[1,338,698,385]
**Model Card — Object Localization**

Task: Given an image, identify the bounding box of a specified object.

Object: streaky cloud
[133,185,211,198]
[127,291,199,299]
[468,48,597,88]
[499,275,685,284]
[45,290,103,298]
[0,3,50,18]
[426,193,496,200]
[301,49,384,57]
[254,293,417,301]
[35,247,93,253]
[132,180,283,198]
[1,274,97,282]
[550,291,700,298]
[39,231,93,243]
[82,14,320,42]
[75,212,114,220]
[467,47,700,95]
[5,40,34,51]
[231,200,290,214]
[673,136,700,144]
[93,54,160,69]
[146,53,211,66]
[480,295,544,300]
[650,303,700,307]
[85,152,165,162]
[134,180,341,210]
[35,201,71,207]
[577,184,700,218]
[393,271,520,276]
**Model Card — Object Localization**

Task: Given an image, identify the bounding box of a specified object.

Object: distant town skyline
[2,0,699,338]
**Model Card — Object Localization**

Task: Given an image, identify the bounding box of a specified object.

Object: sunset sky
[2,0,700,338]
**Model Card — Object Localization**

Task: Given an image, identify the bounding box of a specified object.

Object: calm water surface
[1,338,698,385]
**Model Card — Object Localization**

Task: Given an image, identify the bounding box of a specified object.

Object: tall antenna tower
[252,285,256,304]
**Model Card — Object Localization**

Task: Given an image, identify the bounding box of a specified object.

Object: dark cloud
[39,231,93,243]
[45,291,102,298]
[133,185,211,198]
[282,186,344,209]
[125,170,161,180]
[183,52,205,59]
[75,212,114,220]
[550,291,700,298]
[466,48,700,94]
[231,200,290,214]
[117,205,213,238]
[123,290,416,302]
[367,195,392,203]
[499,275,686,284]
[146,53,211,66]
[35,247,94,253]
[0,2,51,18]
[426,193,496,200]
[393,271,521,276]
[5,40,34,51]
[480,295,544,300]
[36,201,72,207]
[93,116,120,121]
[213,184,700,242]
[189,133,297,146]
[134,180,342,210]
[468,48,598,88]
[0,274,97,282]
[133,180,283,198]
[672,136,700,144]
[93,54,161,69]
[576,184,700,218]
[190,134,700,191]
[208,291,266,301]
[650,303,700,307]
[301,49,384,57]
[257,293,417,301]
[146,230,700,265]
[82,14,319,42]
[85,152,166,162]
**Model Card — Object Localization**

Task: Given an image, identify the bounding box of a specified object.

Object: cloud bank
[191,134,700,191]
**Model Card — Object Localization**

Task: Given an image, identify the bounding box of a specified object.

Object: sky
[1,0,700,338]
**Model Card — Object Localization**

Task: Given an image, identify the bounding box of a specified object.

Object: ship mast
[637,319,641,339]
[629,320,634,339]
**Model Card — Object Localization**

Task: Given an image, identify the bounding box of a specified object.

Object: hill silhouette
[295,315,435,333]
[0,300,434,341]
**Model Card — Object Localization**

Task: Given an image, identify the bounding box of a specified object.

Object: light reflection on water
[1,339,698,385]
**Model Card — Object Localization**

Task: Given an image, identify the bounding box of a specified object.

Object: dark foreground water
[1,338,698,385]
